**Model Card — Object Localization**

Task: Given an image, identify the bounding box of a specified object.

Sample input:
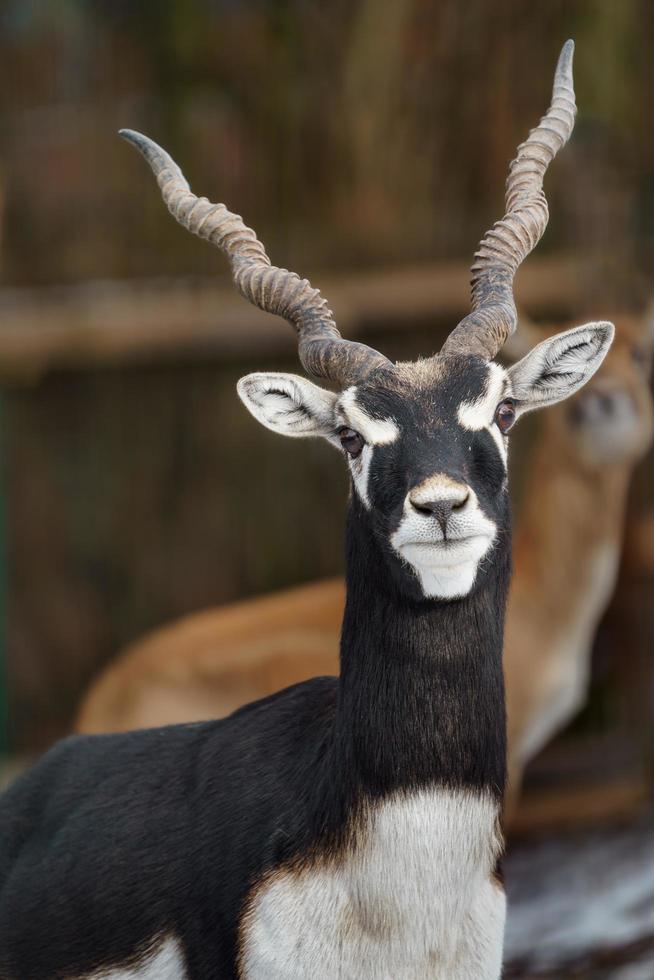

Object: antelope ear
[507,321,615,418]
[237,373,338,440]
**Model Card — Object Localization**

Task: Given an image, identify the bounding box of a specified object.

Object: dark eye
[339,427,364,458]
[631,346,650,369]
[494,399,516,434]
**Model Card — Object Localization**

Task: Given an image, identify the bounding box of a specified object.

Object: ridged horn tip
[556,39,575,78]
[118,129,189,188]
[118,128,148,150]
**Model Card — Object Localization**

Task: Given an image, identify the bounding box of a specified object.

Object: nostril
[411,500,436,516]
[408,492,469,520]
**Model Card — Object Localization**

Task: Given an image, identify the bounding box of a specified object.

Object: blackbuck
[1,43,613,979]
[76,315,654,819]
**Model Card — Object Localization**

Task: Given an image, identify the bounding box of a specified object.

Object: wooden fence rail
[0,257,585,380]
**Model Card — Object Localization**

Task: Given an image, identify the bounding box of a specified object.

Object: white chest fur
[239,788,505,980]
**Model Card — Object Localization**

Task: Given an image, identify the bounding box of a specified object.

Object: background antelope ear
[500,310,548,363]
[507,321,615,418]
[237,373,339,440]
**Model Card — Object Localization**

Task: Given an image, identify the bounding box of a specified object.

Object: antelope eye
[494,399,516,434]
[631,346,649,368]
[339,427,364,458]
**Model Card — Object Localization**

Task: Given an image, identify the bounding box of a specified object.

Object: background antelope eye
[631,345,650,369]
[339,427,364,458]
[495,399,516,434]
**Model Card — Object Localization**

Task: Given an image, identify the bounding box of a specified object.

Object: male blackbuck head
[121,40,611,605]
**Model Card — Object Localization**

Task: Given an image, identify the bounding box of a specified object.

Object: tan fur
[76,580,345,733]
[76,317,654,817]
[504,313,653,809]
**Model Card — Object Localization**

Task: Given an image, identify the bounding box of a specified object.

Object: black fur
[0,356,511,979]
[337,497,509,799]
[0,681,341,979]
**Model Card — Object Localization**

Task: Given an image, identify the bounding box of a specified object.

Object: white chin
[399,538,493,599]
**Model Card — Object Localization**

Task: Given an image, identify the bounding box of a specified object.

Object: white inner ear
[237,373,338,440]
[507,321,615,417]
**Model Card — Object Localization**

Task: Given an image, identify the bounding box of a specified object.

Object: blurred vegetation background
[1,0,653,757]
[4,0,654,288]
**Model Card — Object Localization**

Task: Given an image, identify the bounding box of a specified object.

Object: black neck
[334,499,510,803]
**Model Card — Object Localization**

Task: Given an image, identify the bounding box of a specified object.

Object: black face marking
[343,356,510,598]
[470,429,507,501]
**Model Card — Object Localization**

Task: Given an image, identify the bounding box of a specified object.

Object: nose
[408,481,470,531]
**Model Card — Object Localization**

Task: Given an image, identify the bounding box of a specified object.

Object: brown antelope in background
[77,313,654,813]
[504,311,653,807]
